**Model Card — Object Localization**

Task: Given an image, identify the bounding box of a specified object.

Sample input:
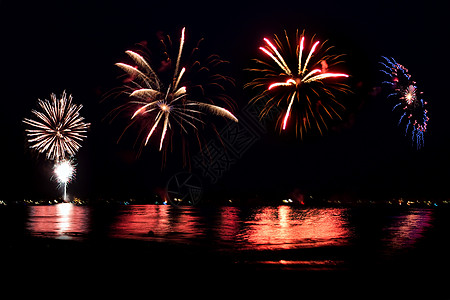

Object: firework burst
[246,30,350,137]
[54,159,75,201]
[112,27,238,156]
[23,91,90,161]
[380,56,429,148]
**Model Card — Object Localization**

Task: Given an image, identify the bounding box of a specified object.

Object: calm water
[26,204,352,248]
[6,203,447,273]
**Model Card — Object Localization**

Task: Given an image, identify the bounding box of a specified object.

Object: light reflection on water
[25,204,435,254]
[237,206,351,250]
[382,208,434,251]
[110,205,207,241]
[27,203,90,240]
[106,205,352,250]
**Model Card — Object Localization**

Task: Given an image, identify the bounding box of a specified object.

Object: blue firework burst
[380,56,429,149]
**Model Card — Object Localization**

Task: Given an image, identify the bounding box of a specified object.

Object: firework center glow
[404,85,417,105]
[55,160,74,184]
[159,103,170,112]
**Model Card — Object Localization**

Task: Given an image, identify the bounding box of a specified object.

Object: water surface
[21,203,446,272]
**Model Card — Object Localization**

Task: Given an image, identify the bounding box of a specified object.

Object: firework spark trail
[246,30,350,137]
[114,27,238,153]
[174,27,186,80]
[380,56,429,148]
[283,92,296,130]
[23,91,90,161]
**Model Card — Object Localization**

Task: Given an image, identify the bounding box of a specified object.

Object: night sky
[0,0,448,202]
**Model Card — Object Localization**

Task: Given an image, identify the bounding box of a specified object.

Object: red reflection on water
[218,207,240,242]
[109,205,205,240]
[238,206,351,250]
[27,204,352,251]
[27,203,89,240]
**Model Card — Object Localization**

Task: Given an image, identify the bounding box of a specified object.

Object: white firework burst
[23,91,90,161]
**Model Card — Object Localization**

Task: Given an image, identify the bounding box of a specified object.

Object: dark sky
[0,0,448,202]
